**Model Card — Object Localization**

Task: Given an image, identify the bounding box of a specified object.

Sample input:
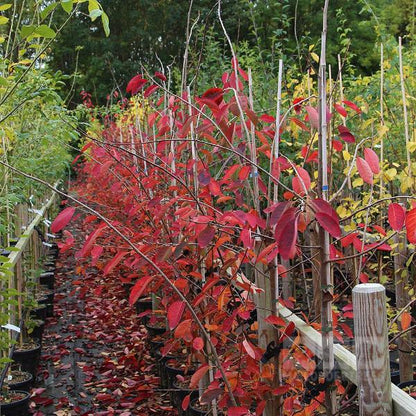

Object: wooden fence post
[353,283,392,415]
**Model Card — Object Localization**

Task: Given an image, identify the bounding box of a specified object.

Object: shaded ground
[30,217,176,416]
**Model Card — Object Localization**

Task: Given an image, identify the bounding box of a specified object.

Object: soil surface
[29,214,176,416]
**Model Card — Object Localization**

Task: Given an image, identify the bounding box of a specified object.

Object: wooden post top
[353,283,385,293]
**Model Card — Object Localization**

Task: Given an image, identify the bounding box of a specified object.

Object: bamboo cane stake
[337,54,352,192]
[318,1,336,414]
[398,37,412,182]
[379,43,385,198]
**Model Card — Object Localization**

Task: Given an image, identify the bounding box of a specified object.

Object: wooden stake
[393,232,413,382]
[353,284,392,415]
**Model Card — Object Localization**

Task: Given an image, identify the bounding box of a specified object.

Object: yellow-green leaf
[41,2,58,19]
[406,141,416,153]
[342,150,351,161]
[101,11,110,36]
[311,52,319,63]
[61,0,73,14]
[352,177,363,187]
[0,16,9,25]
[34,25,56,38]
[384,168,397,182]
[0,4,12,11]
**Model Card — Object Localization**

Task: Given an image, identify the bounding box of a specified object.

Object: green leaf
[89,8,102,21]
[41,2,58,19]
[21,25,36,39]
[101,11,110,37]
[34,25,56,39]
[5,247,20,252]
[0,16,9,25]
[0,4,12,11]
[88,0,100,12]
[61,0,73,14]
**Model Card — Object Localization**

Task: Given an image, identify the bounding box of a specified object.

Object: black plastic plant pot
[390,359,400,385]
[165,359,196,390]
[148,336,166,358]
[39,272,55,290]
[0,390,30,416]
[189,400,210,416]
[43,261,56,270]
[135,297,153,315]
[154,349,179,388]
[398,380,416,399]
[30,304,47,321]
[145,318,167,337]
[37,296,53,318]
[12,342,42,378]
[38,289,54,305]
[3,371,34,392]
[172,379,199,416]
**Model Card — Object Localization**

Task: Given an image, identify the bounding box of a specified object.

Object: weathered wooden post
[353,283,392,415]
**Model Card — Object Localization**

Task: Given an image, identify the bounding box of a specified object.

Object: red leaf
[342,100,361,113]
[272,385,291,396]
[208,180,222,196]
[337,125,355,143]
[339,322,353,339]
[144,84,159,97]
[197,225,215,248]
[290,117,309,131]
[279,321,296,342]
[373,224,387,236]
[401,311,412,330]
[341,232,359,247]
[240,228,253,249]
[293,97,304,114]
[201,87,223,105]
[182,394,191,411]
[315,212,342,238]
[189,364,210,388]
[359,273,369,283]
[126,75,147,95]
[174,319,193,341]
[242,338,256,359]
[239,165,251,180]
[275,208,298,260]
[154,71,167,81]
[103,251,128,275]
[260,114,275,123]
[334,103,347,117]
[228,407,250,416]
[78,223,107,258]
[129,276,153,305]
[388,203,406,231]
[168,301,186,330]
[364,148,380,174]
[356,157,373,184]
[264,315,286,327]
[292,166,311,196]
[332,140,343,151]
[91,245,103,262]
[310,198,339,223]
[305,106,319,129]
[51,207,75,233]
[405,208,416,243]
[193,337,204,351]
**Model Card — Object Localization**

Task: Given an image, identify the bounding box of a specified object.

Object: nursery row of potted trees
[0,225,59,415]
